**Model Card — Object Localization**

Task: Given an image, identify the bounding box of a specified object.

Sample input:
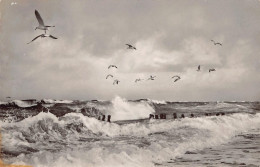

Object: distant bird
[34,10,55,33]
[106,74,113,79]
[113,79,120,85]
[197,65,201,71]
[108,65,117,69]
[126,44,136,50]
[11,2,17,5]
[147,75,156,80]
[211,40,222,46]
[172,75,181,82]
[135,78,143,83]
[27,34,57,44]
[209,68,216,73]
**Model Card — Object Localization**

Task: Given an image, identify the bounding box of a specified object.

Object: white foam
[147,99,167,104]
[11,100,37,108]
[108,96,155,121]
[2,112,260,167]
[42,99,73,104]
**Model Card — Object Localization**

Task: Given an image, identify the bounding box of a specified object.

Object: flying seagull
[113,79,120,85]
[35,10,55,33]
[27,34,57,44]
[209,68,216,73]
[148,75,156,80]
[106,74,113,79]
[108,65,117,69]
[197,65,201,71]
[211,40,222,46]
[172,75,181,82]
[135,78,143,83]
[11,2,17,5]
[126,44,136,50]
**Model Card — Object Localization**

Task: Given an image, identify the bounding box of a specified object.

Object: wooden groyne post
[107,115,111,122]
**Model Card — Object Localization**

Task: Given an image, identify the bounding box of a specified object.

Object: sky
[0,0,260,101]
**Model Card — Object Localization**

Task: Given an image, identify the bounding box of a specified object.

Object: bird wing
[35,10,45,26]
[49,35,58,39]
[108,65,112,69]
[126,44,131,47]
[106,74,113,79]
[211,40,215,43]
[27,34,43,44]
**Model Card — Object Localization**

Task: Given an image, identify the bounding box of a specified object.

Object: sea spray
[1,112,260,167]
[108,96,155,121]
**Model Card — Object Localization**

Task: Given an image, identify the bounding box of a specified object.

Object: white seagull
[126,44,136,50]
[113,79,120,85]
[209,68,216,73]
[172,75,181,82]
[106,74,113,79]
[147,75,156,80]
[27,34,57,44]
[211,40,222,46]
[135,78,143,83]
[108,65,117,69]
[35,10,55,33]
[197,65,201,71]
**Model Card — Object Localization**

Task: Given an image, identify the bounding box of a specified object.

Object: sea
[0,96,259,167]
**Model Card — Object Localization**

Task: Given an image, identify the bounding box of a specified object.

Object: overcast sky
[0,0,260,101]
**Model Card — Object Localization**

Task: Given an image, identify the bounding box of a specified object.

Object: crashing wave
[42,99,73,104]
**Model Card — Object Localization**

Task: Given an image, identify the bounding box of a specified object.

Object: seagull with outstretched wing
[27,34,57,44]
[108,65,117,69]
[211,40,222,46]
[113,79,120,85]
[147,75,156,80]
[126,44,136,50]
[172,75,181,82]
[35,10,55,33]
[209,68,216,73]
[135,78,143,83]
[106,74,113,79]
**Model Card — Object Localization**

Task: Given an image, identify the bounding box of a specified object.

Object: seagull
[108,65,117,69]
[126,44,136,50]
[172,75,181,82]
[209,68,216,73]
[211,40,222,46]
[34,10,55,33]
[135,78,143,83]
[11,2,17,5]
[197,65,201,71]
[27,34,58,44]
[106,74,113,79]
[113,79,120,85]
[147,75,156,80]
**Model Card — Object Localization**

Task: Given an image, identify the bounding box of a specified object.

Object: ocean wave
[1,112,260,167]
[42,99,73,104]
[108,96,155,121]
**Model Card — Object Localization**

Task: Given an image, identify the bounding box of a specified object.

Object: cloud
[0,0,259,101]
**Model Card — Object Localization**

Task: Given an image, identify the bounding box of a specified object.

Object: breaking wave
[108,96,155,121]
[1,111,260,167]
